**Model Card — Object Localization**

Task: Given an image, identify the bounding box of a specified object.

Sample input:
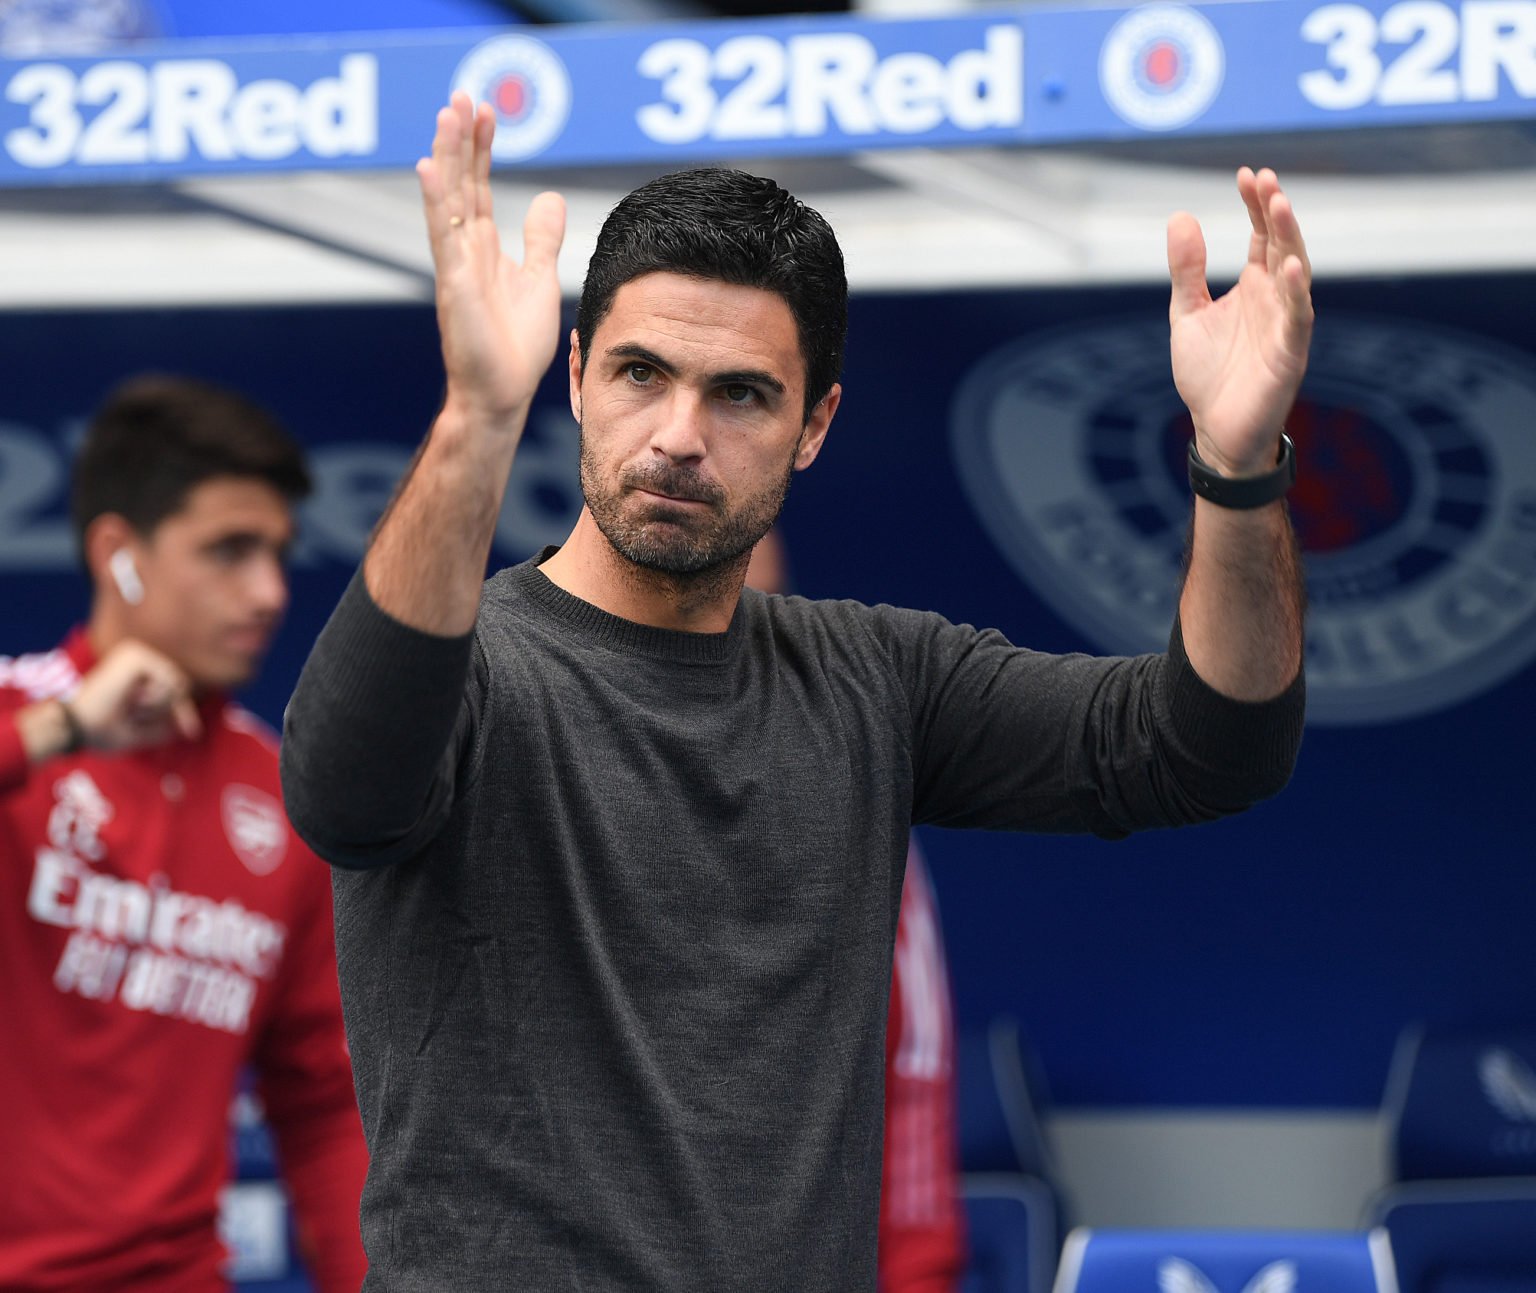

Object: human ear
[568,328,584,423]
[794,384,841,471]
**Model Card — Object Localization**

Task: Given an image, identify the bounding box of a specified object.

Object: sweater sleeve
[252,854,369,1293]
[874,608,1304,837]
[280,568,482,870]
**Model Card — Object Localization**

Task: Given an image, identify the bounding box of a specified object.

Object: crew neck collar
[509,549,749,665]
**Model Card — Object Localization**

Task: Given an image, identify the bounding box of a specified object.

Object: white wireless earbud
[109,548,144,606]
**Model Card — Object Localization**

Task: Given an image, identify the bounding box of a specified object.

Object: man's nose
[248,551,289,616]
[648,390,708,463]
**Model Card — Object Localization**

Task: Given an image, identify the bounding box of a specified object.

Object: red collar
[59,627,229,732]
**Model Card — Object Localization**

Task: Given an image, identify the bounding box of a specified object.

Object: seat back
[1367,1022,1536,1293]
[957,1016,1058,1181]
[961,1177,1059,1293]
[1052,1229,1399,1293]
[1365,1179,1536,1293]
[1383,1023,1536,1181]
[955,1018,1066,1293]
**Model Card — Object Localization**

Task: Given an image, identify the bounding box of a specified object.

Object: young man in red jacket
[0,376,368,1293]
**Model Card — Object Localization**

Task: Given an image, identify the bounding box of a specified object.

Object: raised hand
[416,92,566,428]
[1167,167,1313,477]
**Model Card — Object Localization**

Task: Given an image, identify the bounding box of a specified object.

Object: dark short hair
[71,375,311,554]
[576,168,848,422]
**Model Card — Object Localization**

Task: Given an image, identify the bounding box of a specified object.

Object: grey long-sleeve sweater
[280,553,1304,1292]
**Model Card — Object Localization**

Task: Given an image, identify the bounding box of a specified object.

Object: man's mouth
[635,487,712,508]
[223,625,274,654]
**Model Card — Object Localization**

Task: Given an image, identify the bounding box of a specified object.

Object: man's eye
[723,384,756,405]
[209,538,255,564]
[626,363,653,384]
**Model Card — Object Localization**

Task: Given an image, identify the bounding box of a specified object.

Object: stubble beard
[579,423,799,581]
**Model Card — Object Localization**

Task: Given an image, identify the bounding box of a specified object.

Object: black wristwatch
[1187,434,1296,509]
[58,699,87,755]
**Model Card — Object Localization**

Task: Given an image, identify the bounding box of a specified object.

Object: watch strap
[1187,433,1296,509]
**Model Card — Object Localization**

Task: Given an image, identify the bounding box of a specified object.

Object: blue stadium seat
[956,1017,1066,1293]
[961,1178,1060,1293]
[222,1072,315,1293]
[1052,1228,1399,1293]
[957,1018,1059,1183]
[1377,1023,1536,1183]
[1370,1186,1536,1293]
[1362,1022,1536,1293]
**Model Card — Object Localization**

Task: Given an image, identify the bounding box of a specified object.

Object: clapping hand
[1168,167,1314,479]
[416,92,567,429]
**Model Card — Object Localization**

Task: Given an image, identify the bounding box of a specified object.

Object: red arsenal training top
[0,630,368,1293]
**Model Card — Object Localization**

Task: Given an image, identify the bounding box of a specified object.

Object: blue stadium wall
[3,274,1533,1122]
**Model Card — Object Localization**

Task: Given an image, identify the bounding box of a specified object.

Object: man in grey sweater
[280,93,1311,1291]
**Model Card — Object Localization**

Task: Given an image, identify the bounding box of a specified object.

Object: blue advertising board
[2,273,1533,1109]
[1030,0,1536,140]
[4,0,1536,184]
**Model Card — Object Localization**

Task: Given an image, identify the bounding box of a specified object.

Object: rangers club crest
[1098,4,1225,132]
[950,314,1536,726]
[451,35,572,162]
[222,785,288,876]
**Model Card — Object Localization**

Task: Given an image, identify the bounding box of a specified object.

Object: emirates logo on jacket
[27,770,288,1035]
